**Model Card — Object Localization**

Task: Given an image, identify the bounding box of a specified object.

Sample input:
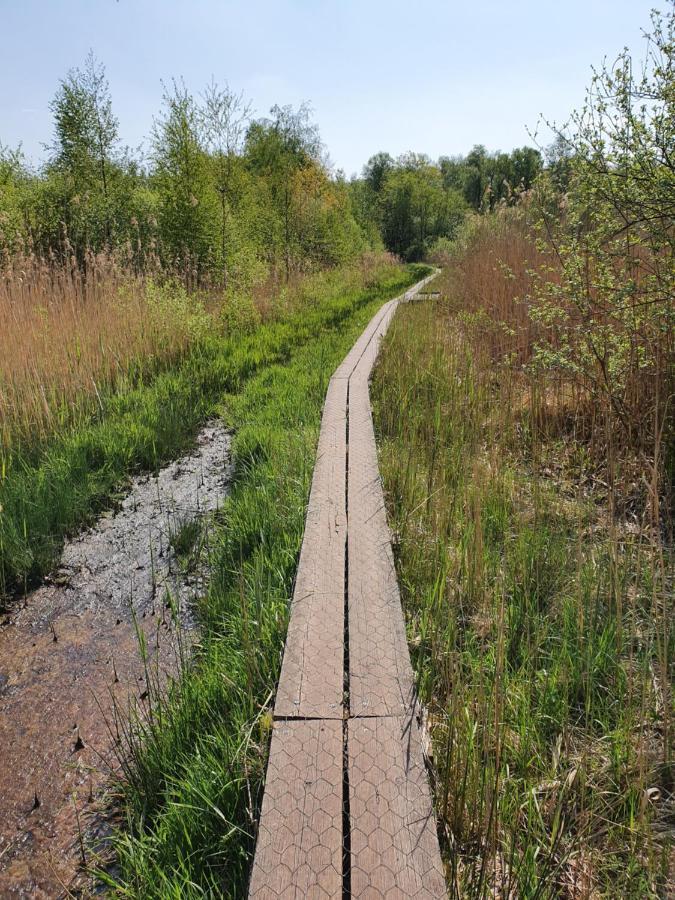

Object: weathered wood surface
[331,301,392,382]
[347,300,416,720]
[347,372,415,719]
[248,273,445,898]
[274,377,347,719]
[248,719,343,899]
[349,715,447,899]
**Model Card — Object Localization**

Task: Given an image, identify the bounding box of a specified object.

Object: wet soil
[0,424,232,898]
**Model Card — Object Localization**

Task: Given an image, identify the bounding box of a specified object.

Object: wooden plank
[248,719,343,898]
[348,715,446,899]
[275,378,347,719]
[350,300,397,380]
[346,281,435,717]
[334,270,437,380]
[347,372,415,718]
[332,301,391,381]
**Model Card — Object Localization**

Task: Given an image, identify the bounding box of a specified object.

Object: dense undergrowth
[92,263,429,897]
[373,291,672,898]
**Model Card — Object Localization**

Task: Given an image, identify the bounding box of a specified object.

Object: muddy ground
[0,423,232,898]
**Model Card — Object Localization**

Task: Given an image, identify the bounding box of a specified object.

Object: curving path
[248,275,446,899]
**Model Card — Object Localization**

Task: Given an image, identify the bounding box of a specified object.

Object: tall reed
[373,277,672,896]
[0,247,208,455]
[0,247,400,459]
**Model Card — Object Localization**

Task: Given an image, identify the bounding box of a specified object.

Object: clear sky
[0,0,661,176]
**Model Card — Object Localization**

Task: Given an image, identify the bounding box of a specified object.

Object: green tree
[458,145,542,210]
[439,154,470,193]
[464,144,489,209]
[48,52,120,250]
[246,104,321,278]
[544,134,575,192]
[200,80,251,286]
[511,145,543,192]
[152,80,216,281]
[532,6,674,457]
[379,158,465,260]
[363,151,394,194]
[0,143,29,250]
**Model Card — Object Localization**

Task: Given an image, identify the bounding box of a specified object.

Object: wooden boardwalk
[249,275,446,898]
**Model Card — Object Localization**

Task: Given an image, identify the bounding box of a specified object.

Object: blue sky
[0,0,661,176]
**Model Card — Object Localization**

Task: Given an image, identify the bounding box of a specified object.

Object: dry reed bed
[0,250,206,454]
[0,249,399,458]
[435,207,673,528]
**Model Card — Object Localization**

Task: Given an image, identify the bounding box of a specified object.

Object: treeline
[352,144,543,260]
[0,54,367,287]
[0,54,549,276]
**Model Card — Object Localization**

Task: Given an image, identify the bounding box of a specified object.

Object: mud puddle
[0,423,232,898]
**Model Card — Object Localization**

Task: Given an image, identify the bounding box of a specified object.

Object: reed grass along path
[248,274,446,899]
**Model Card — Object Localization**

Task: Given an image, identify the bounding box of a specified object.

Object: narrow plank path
[248,274,446,899]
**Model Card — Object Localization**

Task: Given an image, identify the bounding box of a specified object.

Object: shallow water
[0,423,232,898]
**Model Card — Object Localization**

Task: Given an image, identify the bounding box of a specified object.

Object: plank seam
[342,377,352,897]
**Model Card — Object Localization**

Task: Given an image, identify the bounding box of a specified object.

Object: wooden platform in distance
[248,272,446,898]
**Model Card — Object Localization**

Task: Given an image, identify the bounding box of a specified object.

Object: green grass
[371,298,672,899]
[0,263,428,603]
[170,519,206,575]
[91,262,431,897]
